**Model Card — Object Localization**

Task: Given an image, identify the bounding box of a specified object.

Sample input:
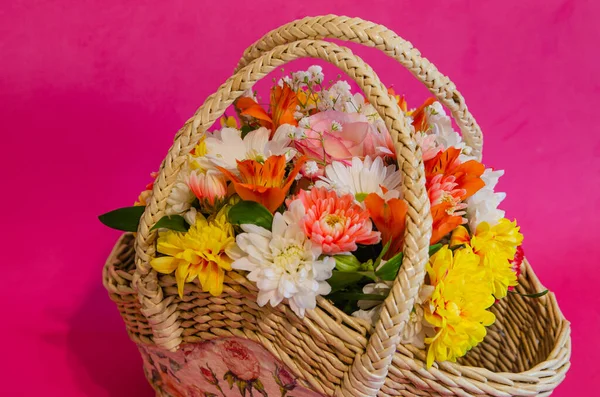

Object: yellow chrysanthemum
[470,219,524,298]
[424,246,496,367]
[150,211,236,297]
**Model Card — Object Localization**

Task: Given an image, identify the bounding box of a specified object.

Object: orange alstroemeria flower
[387,89,436,132]
[388,87,408,113]
[217,155,307,213]
[235,83,299,136]
[411,97,437,132]
[424,147,485,200]
[364,193,408,259]
[430,202,464,244]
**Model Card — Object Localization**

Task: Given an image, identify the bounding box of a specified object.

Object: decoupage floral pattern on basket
[139,337,325,397]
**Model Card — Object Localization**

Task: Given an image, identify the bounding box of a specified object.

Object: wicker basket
[103,15,571,397]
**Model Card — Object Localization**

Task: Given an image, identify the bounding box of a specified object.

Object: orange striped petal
[232,183,285,213]
[430,202,463,244]
[270,83,298,131]
[365,193,408,258]
[425,147,462,179]
[236,97,273,127]
[260,155,288,187]
[411,97,436,132]
[451,160,486,199]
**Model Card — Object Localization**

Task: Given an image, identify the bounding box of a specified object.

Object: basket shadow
[43,285,153,397]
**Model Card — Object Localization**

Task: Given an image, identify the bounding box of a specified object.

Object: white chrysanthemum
[165,164,196,215]
[204,127,296,171]
[316,156,402,201]
[231,200,335,317]
[426,102,476,161]
[466,168,506,230]
[353,279,435,348]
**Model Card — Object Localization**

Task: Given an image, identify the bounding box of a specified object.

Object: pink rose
[294,110,395,164]
[220,340,260,381]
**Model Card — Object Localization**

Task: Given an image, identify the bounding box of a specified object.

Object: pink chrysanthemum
[427,174,468,218]
[291,187,380,254]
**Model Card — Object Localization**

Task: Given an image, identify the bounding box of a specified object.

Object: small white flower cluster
[318,80,355,112]
[279,65,324,91]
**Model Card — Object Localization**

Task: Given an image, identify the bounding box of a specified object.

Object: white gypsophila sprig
[315,156,402,202]
[318,80,356,113]
[466,168,506,230]
[278,65,324,91]
[231,200,335,317]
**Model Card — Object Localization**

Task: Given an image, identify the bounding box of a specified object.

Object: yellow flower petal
[424,245,495,367]
[151,256,179,274]
[450,225,471,247]
[153,213,236,299]
[175,262,191,298]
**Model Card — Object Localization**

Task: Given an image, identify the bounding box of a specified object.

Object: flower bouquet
[101,15,569,397]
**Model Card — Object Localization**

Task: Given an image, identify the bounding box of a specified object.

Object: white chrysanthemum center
[274,244,305,271]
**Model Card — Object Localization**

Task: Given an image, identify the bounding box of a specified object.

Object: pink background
[1,1,598,396]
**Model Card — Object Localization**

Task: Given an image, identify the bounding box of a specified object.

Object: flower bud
[333,254,362,272]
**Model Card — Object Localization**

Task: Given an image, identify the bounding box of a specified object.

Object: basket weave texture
[103,15,571,397]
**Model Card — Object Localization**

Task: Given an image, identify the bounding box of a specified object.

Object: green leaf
[223,371,235,389]
[376,251,404,281]
[151,215,190,232]
[228,200,273,230]
[327,292,386,301]
[375,244,445,281]
[327,271,375,293]
[354,192,368,202]
[373,240,391,269]
[240,125,255,138]
[429,243,443,256]
[98,206,145,232]
[509,289,549,299]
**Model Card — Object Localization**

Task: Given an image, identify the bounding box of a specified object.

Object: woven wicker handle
[237,14,484,160]
[133,38,432,396]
